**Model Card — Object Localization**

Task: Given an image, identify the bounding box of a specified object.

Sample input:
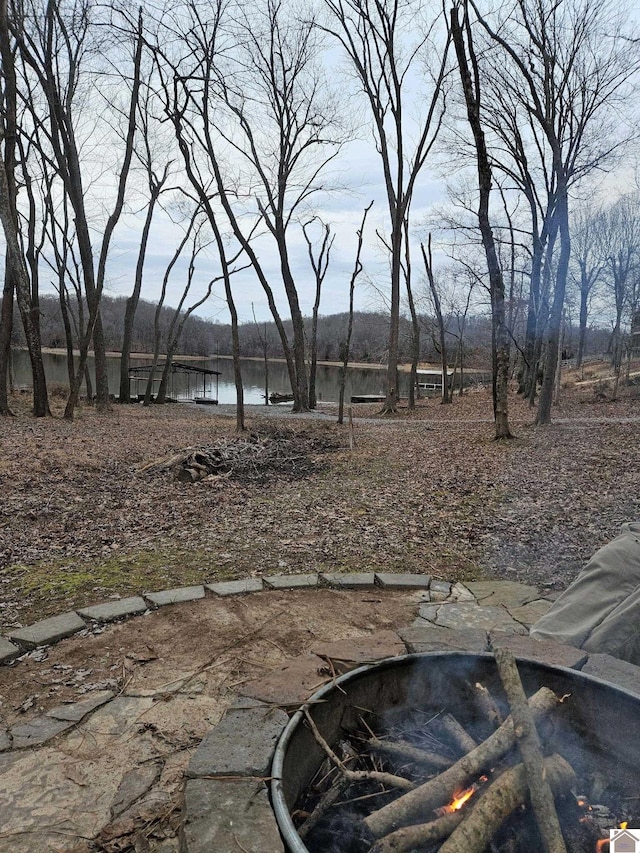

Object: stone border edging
[0,571,439,666]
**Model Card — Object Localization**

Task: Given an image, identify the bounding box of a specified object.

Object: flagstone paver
[375,572,432,589]
[0,637,20,663]
[418,601,528,635]
[263,574,319,590]
[320,571,377,588]
[465,580,541,608]
[205,579,264,596]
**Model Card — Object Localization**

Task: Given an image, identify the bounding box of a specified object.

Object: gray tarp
[530,522,640,664]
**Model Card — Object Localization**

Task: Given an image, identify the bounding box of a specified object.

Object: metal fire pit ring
[271,651,640,853]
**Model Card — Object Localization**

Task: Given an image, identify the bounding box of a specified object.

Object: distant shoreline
[33,348,487,375]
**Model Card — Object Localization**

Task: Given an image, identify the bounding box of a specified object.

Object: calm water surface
[12,351,402,405]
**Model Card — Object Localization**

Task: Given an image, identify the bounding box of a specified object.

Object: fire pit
[271,652,640,852]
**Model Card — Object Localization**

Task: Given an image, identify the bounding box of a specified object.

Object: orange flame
[451,788,475,812]
[435,787,475,816]
[436,775,494,816]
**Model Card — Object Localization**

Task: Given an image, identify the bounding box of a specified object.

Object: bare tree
[0,0,49,415]
[569,204,606,369]
[11,0,144,418]
[403,217,421,410]
[476,68,558,405]
[338,201,373,424]
[447,267,477,397]
[142,207,200,406]
[602,192,640,398]
[468,0,640,425]
[252,302,270,405]
[322,0,451,413]
[119,84,173,403]
[153,213,249,426]
[450,1,512,438]
[303,217,334,409]
[421,235,450,405]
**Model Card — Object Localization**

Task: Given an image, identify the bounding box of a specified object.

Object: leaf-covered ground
[1,380,639,632]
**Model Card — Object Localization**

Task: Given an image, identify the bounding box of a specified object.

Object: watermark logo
[610,828,640,853]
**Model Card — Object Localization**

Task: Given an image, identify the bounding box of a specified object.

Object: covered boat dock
[127,361,221,403]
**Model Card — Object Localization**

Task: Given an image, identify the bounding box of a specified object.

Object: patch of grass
[14,545,242,617]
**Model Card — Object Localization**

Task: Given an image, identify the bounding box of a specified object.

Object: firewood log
[369,737,454,771]
[436,712,478,754]
[494,647,567,853]
[369,811,465,853]
[363,686,561,839]
[437,754,575,853]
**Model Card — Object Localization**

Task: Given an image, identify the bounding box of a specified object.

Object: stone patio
[1,573,639,853]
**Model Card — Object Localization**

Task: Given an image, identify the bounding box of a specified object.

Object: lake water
[11,350,400,405]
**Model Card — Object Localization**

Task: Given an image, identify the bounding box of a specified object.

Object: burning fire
[438,776,489,815]
[449,787,475,811]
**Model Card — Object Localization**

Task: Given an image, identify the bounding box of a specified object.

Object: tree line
[8,293,617,373]
[0,0,638,434]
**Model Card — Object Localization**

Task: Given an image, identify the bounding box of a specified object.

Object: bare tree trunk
[520,222,546,400]
[451,4,511,438]
[252,304,269,405]
[210,217,244,431]
[58,284,75,387]
[276,231,309,411]
[576,265,589,368]
[119,177,165,403]
[553,313,565,405]
[338,202,373,424]
[537,182,570,425]
[422,235,450,406]
[0,260,14,415]
[303,219,333,410]
[404,219,420,410]
[383,226,403,413]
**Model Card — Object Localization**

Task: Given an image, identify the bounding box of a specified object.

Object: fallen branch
[494,647,567,853]
[297,775,350,841]
[364,687,561,838]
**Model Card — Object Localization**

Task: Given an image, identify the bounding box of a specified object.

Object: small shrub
[48,382,69,399]
[593,379,610,401]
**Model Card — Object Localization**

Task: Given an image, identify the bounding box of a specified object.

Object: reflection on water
[11,350,399,405]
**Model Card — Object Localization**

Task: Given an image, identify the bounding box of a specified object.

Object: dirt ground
[2,377,640,634]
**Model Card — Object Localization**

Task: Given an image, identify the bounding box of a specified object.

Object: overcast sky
[92,131,449,328]
[9,0,638,333]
